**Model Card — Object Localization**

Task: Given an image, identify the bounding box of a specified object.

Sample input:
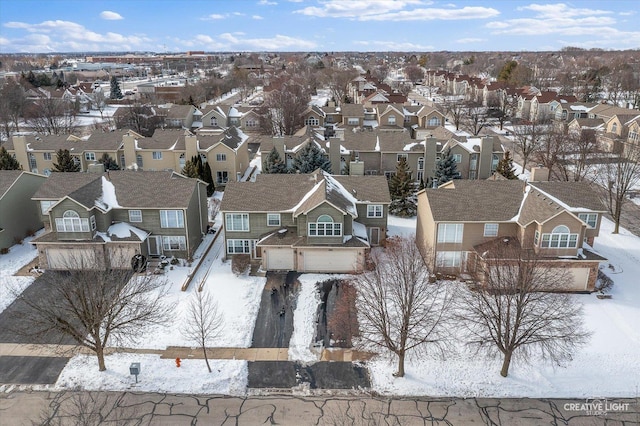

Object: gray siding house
[220,169,391,273]
[0,171,47,252]
[31,170,207,270]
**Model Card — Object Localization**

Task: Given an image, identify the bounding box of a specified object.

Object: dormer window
[55,210,90,232]
[541,225,578,248]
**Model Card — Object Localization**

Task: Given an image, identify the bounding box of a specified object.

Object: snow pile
[289,275,323,363]
[56,353,247,395]
[95,176,122,211]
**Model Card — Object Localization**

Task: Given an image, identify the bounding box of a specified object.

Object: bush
[596,269,614,293]
[0,247,9,255]
[232,254,251,276]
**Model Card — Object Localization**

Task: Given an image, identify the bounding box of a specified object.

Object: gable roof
[0,170,26,199]
[221,170,390,214]
[528,181,606,212]
[32,171,201,209]
[423,180,524,222]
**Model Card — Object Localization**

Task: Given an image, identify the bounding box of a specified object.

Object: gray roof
[424,180,525,222]
[0,170,24,199]
[7,131,128,152]
[221,169,390,213]
[33,171,201,209]
[528,181,606,212]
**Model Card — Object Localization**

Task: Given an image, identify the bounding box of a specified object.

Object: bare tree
[441,97,466,131]
[326,68,358,105]
[458,238,590,377]
[486,90,516,131]
[91,89,108,120]
[327,280,359,348]
[12,255,174,371]
[0,78,27,139]
[404,64,425,86]
[571,129,599,182]
[596,145,640,234]
[26,97,76,135]
[182,288,223,373]
[257,79,310,136]
[461,101,488,136]
[511,118,548,171]
[355,236,453,377]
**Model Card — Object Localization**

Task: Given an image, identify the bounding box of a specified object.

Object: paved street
[1,391,637,425]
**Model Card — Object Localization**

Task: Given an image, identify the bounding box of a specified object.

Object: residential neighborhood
[1,1,640,424]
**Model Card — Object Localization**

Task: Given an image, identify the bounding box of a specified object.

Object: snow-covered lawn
[56,353,247,395]
[3,211,640,397]
[0,232,42,313]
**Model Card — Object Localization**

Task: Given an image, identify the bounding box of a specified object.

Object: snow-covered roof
[96,222,150,242]
[352,221,368,240]
[95,176,122,212]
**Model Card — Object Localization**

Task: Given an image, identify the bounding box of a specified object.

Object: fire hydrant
[175,357,181,368]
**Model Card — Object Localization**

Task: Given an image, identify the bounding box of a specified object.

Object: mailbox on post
[130,362,141,383]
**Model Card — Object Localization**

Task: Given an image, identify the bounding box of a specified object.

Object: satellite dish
[131,254,147,272]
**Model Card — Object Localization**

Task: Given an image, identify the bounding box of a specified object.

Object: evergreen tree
[52,149,81,172]
[202,161,215,196]
[262,147,287,174]
[0,146,22,170]
[433,148,460,185]
[388,157,417,217]
[181,159,199,178]
[495,150,518,179]
[292,142,331,174]
[98,153,120,170]
[110,76,123,100]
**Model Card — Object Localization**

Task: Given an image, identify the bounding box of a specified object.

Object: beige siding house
[220,169,390,273]
[416,169,607,292]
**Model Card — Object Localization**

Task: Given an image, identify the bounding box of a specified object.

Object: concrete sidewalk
[0,343,374,362]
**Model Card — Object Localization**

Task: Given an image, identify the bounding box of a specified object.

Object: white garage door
[302,249,359,273]
[567,267,590,291]
[46,248,99,270]
[108,245,138,269]
[264,248,295,271]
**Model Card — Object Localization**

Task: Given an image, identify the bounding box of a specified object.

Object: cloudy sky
[1,0,638,53]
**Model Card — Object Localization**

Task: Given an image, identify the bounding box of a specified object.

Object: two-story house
[220,169,390,273]
[0,171,46,252]
[30,170,207,270]
[416,168,607,292]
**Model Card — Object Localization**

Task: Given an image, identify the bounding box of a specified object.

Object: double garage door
[263,247,361,273]
[46,248,99,270]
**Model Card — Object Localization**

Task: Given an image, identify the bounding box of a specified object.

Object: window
[437,223,463,243]
[453,154,462,163]
[40,200,56,214]
[28,153,37,170]
[55,210,90,232]
[216,153,227,162]
[612,123,618,133]
[427,117,441,126]
[136,155,143,168]
[160,210,184,228]
[120,154,126,168]
[384,171,396,179]
[387,115,396,125]
[43,152,52,161]
[179,153,185,168]
[246,118,258,128]
[226,213,249,231]
[129,210,142,222]
[43,169,51,176]
[367,205,383,218]
[491,154,499,172]
[308,214,342,236]
[534,230,540,245]
[417,157,424,171]
[267,213,281,227]
[347,117,359,125]
[90,215,96,231]
[540,225,578,248]
[484,223,499,237]
[210,117,218,126]
[437,251,462,267]
[152,151,162,160]
[305,116,319,126]
[578,213,597,228]
[397,154,408,162]
[217,171,229,184]
[162,236,186,251]
[85,152,96,161]
[227,239,250,254]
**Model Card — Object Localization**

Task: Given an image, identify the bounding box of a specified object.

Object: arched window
[56,210,89,232]
[63,210,79,218]
[305,116,319,126]
[541,225,578,248]
[428,117,441,127]
[309,214,341,236]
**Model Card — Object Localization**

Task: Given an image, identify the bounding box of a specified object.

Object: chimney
[530,166,550,182]
[328,139,341,175]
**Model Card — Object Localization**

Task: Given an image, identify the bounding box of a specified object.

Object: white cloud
[456,38,485,44]
[100,11,124,20]
[294,1,497,21]
[202,14,226,20]
[252,15,264,20]
[258,0,277,5]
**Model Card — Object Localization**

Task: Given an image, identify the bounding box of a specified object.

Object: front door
[148,236,162,257]
[369,227,380,246]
